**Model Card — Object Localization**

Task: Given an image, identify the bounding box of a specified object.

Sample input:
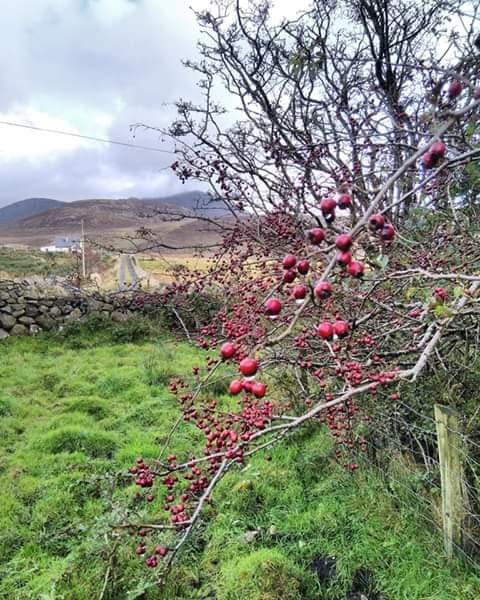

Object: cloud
[0,0,308,208]
[0,0,206,207]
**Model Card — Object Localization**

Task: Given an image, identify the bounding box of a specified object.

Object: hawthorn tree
[121,0,480,579]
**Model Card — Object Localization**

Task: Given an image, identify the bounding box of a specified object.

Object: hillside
[0,199,223,249]
[0,197,65,224]
[0,192,228,250]
[143,191,230,217]
[0,191,228,226]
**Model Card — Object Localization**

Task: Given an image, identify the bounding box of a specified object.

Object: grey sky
[0,0,305,209]
[0,0,212,207]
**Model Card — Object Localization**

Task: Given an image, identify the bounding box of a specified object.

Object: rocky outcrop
[0,280,153,339]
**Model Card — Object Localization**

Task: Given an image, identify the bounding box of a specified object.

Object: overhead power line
[0,119,173,153]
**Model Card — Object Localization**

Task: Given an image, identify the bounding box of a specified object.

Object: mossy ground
[0,320,478,599]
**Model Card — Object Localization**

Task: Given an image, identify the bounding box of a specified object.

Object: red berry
[448,79,462,99]
[155,546,168,557]
[282,254,297,269]
[320,197,336,214]
[145,556,158,568]
[333,320,349,338]
[369,213,385,230]
[220,342,236,359]
[297,259,310,275]
[422,152,436,169]
[265,298,282,316]
[314,281,333,299]
[317,322,334,339]
[434,287,447,302]
[239,358,259,377]
[308,228,325,245]
[229,379,243,395]
[337,251,352,266]
[282,270,296,283]
[292,284,308,300]
[380,223,395,241]
[431,140,446,157]
[337,193,352,209]
[347,261,364,278]
[335,233,353,251]
[252,382,267,398]
[242,379,254,393]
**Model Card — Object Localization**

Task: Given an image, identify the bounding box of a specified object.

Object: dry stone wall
[0,280,145,339]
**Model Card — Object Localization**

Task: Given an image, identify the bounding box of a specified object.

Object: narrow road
[126,255,138,285]
[117,254,139,291]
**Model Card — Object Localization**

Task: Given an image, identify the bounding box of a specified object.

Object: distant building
[40,236,82,254]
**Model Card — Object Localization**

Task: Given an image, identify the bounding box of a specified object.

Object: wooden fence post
[434,404,466,559]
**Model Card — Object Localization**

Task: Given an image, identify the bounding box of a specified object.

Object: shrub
[155,292,222,332]
[51,313,157,347]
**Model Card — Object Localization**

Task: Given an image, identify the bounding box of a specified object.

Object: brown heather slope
[0,198,225,250]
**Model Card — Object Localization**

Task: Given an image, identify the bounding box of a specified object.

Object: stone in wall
[0,313,16,330]
[0,279,160,340]
[35,314,56,331]
[25,304,40,318]
[111,310,131,323]
[10,323,28,336]
[18,316,36,326]
[66,308,82,321]
[49,306,62,318]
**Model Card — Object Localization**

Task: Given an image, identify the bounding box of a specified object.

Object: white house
[40,236,82,254]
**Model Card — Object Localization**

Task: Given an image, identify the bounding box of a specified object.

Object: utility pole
[81,219,86,280]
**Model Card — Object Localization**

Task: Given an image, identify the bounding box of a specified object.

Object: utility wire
[0,120,173,153]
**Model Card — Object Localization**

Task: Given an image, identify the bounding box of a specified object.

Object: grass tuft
[38,426,118,458]
[218,548,304,600]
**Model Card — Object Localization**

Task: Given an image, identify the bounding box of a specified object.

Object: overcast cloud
[0,0,213,207]
[0,0,305,208]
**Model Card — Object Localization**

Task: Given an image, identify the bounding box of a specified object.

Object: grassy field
[0,245,212,287]
[0,318,479,599]
[138,254,213,285]
[0,247,77,278]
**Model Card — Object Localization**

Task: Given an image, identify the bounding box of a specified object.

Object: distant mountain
[0,193,229,249]
[0,191,230,227]
[0,198,66,224]
[5,198,188,232]
[141,191,230,217]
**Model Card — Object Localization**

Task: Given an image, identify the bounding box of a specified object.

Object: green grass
[0,323,479,599]
[0,247,76,277]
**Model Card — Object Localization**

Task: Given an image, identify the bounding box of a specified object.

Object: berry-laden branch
[114,0,480,585]
[120,276,478,576]
[119,213,480,574]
